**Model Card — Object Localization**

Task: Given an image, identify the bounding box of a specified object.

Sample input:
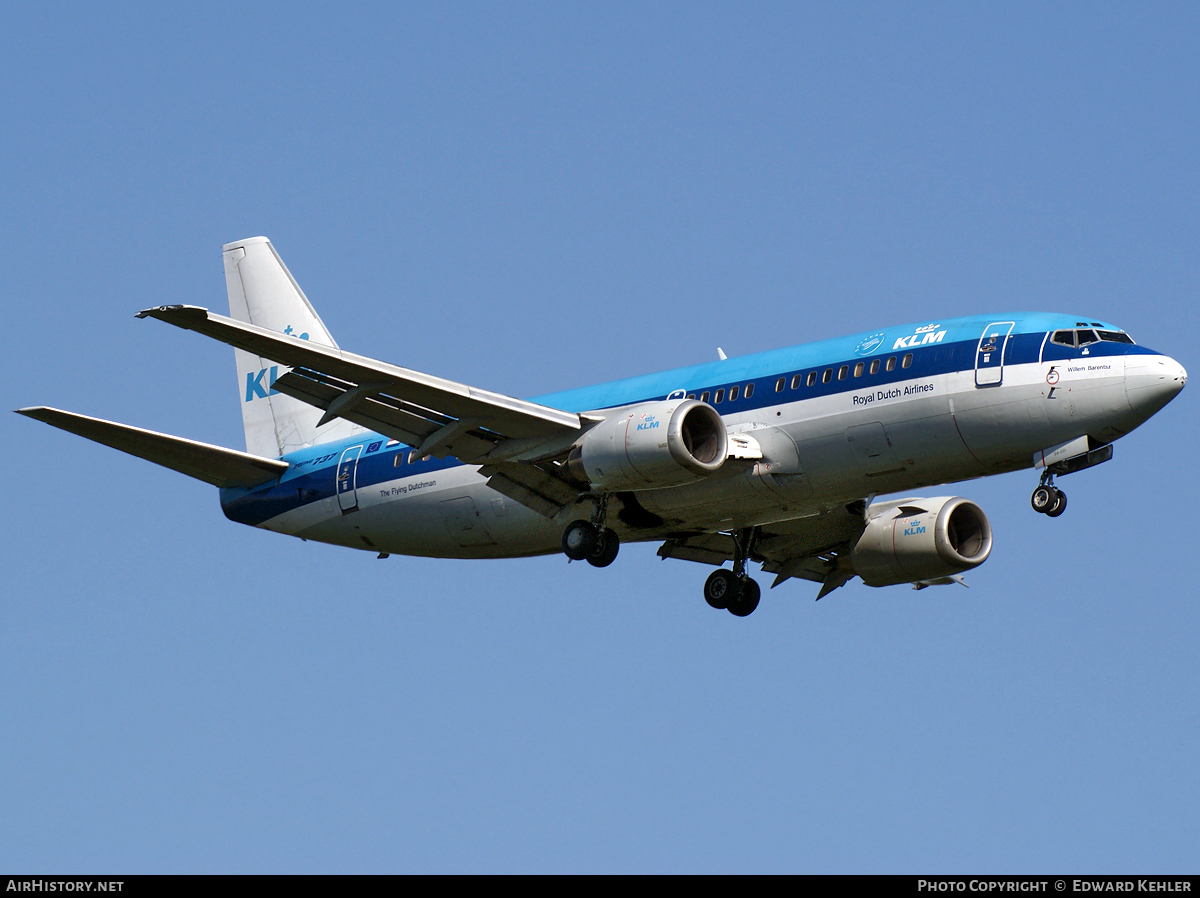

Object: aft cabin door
[336,445,364,513]
[974,321,1016,387]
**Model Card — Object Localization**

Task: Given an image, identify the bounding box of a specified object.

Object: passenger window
[794,373,804,389]
[775,378,785,392]
[805,372,816,387]
[838,365,848,380]
[1076,329,1098,346]
[1051,330,1076,347]
[686,393,695,399]
[408,450,421,464]
[729,385,739,401]
[700,391,710,403]
[394,453,406,467]
[869,359,880,375]
[853,362,864,377]
[886,357,896,372]
[714,388,725,403]
[821,369,832,384]
[744,383,754,398]
[902,353,913,368]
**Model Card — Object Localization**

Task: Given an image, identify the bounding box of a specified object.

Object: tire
[704,569,739,610]
[728,578,761,617]
[587,528,620,567]
[1045,489,1067,518]
[1031,485,1054,514]
[562,520,598,560]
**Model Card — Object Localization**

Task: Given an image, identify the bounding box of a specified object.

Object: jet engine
[568,399,728,491]
[850,497,993,587]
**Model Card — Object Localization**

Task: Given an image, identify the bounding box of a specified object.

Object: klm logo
[902,518,927,536]
[893,325,947,351]
[636,413,659,431]
[245,366,282,401]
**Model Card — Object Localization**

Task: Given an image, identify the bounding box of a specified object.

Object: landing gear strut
[703,528,761,617]
[561,495,621,567]
[1031,472,1067,517]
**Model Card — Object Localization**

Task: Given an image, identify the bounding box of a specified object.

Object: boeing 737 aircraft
[18,238,1187,616]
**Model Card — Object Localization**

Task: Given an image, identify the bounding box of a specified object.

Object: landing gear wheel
[727,578,761,617]
[562,519,598,560]
[1045,488,1067,518]
[704,569,740,610]
[586,528,620,567]
[1031,485,1055,514]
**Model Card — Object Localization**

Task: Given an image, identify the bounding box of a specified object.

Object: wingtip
[136,304,210,321]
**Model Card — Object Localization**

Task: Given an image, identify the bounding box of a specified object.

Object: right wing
[657,505,868,598]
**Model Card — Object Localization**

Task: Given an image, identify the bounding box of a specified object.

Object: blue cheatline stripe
[220,313,1153,527]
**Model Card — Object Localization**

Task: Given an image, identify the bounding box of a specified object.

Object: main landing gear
[562,496,621,568]
[702,528,761,617]
[1031,473,1067,518]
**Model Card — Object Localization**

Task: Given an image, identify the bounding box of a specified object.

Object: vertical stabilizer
[223,237,358,457]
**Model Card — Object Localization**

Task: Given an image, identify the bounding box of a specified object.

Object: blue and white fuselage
[220,311,1184,561]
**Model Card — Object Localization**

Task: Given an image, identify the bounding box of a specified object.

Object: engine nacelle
[850,497,993,587]
[569,399,728,491]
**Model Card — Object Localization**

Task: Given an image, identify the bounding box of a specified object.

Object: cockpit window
[1076,329,1099,346]
[1098,330,1134,344]
[1051,330,1076,347]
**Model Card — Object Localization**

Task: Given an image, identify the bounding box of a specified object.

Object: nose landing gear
[1031,475,1067,517]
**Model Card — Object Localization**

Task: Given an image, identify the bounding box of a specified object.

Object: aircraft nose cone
[1125,354,1186,419]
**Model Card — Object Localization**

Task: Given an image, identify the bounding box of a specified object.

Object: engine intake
[569,399,728,491]
[850,496,993,587]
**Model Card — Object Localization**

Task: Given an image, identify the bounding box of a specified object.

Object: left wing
[139,305,597,499]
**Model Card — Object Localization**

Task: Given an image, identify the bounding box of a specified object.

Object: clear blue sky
[2,2,1196,873]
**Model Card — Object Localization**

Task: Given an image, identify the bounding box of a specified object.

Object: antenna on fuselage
[717,347,728,360]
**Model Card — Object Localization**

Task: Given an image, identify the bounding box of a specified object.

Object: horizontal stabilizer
[16,407,288,489]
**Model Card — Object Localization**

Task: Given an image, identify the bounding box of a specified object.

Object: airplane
[17,237,1187,616]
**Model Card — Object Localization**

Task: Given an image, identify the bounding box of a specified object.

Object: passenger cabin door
[974,321,1016,387]
[336,445,364,514]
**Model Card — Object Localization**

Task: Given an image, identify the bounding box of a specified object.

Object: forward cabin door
[336,445,364,513]
[974,321,1016,387]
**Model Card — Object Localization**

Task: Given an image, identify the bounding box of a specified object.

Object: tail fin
[223,237,358,457]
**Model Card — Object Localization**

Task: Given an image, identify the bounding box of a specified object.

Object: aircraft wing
[137,305,591,467]
[16,407,288,489]
[657,505,867,598]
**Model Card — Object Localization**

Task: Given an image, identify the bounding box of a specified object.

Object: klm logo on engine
[893,324,947,351]
[245,366,282,401]
[636,413,660,431]
[902,517,927,536]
